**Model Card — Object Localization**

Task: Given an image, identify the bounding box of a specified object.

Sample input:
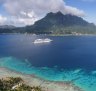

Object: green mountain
[0,25,16,33]
[0,12,96,34]
[23,12,96,34]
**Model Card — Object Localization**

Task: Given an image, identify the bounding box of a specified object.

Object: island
[0,12,96,35]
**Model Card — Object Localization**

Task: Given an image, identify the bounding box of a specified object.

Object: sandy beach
[0,67,84,91]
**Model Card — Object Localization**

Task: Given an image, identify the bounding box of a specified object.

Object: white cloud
[63,6,85,17]
[0,15,7,25]
[1,0,85,26]
[16,17,38,25]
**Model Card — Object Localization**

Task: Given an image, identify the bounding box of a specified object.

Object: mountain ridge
[24,12,96,34]
[0,12,96,34]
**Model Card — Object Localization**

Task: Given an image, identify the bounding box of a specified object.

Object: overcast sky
[0,0,96,26]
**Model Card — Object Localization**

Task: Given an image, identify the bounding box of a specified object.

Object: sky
[0,0,96,26]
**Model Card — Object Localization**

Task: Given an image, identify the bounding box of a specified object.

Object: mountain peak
[34,11,89,27]
[1,12,95,34]
[47,11,63,15]
[46,12,81,18]
[46,12,64,18]
[25,11,96,34]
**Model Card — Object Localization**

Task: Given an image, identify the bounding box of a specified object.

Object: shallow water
[0,34,96,91]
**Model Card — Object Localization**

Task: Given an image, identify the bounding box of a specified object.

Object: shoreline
[0,33,96,36]
[0,67,83,91]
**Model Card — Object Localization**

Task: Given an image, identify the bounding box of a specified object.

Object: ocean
[0,34,96,91]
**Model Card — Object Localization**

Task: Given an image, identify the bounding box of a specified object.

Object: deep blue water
[0,34,96,71]
[0,34,96,91]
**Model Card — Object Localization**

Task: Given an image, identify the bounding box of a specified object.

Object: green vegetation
[48,25,96,34]
[0,12,96,34]
[0,77,42,91]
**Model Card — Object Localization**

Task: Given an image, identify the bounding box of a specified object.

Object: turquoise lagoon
[0,57,96,91]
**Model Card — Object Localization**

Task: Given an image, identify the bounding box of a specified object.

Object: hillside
[20,12,96,34]
[0,12,96,34]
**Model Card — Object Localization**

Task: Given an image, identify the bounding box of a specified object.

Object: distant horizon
[0,0,96,27]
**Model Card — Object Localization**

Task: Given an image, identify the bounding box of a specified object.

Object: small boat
[34,38,52,44]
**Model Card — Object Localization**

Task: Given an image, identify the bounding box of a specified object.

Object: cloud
[1,0,85,26]
[63,6,85,17]
[14,17,38,26]
[0,15,7,25]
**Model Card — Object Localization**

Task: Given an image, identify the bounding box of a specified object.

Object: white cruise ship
[34,38,52,44]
